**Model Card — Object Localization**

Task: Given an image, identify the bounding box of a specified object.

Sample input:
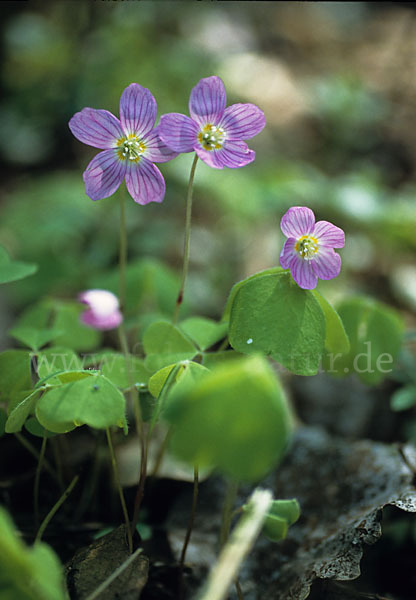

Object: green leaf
[13,300,50,330]
[5,389,40,434]
[36,346,82,381]
[223,267,284,323]
[143,320,197,372]
[261,514,288,542]
[390,385,416,412]
[148,362,210,435]
[0,245,37,284]
[13,300,100,352]
[138,391,157,422]
[179,317,228,351]
[7,389,35,414]
[0,506,67,600]
[53,301,100,352]
[322,297,404,384]
[9,326,63,352]
[148,361,209,398]
[202,350,243,369]
[0,350,33,402]
[311,291,350,354]
[165,355,293,482]
[0,408,7,437]
[228,271,326,376]
[36,374,126,433]
[24,417,56,438]
[267,498,300,525]
[100,353,150,389]
[248,498,300,542]
[56,370,97,383]
[148,363,187,398]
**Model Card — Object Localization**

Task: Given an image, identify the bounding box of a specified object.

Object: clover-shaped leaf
[228,271,325,376]
[0,245,37,284]
[36,374,126,433]
[165,355,293,482]
[143,320,197,372]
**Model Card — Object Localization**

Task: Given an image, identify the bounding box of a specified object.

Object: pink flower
[158,76,265,169]
[78,290,123,330]
[280,207,345,290]
[69,84,177,204]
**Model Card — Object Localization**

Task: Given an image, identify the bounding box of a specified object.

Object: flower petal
[69,108,123,149]
[158,113,198,152]
[280,207,315,239]
[312,247,341,280]
[142,126,180,163]
[120,83,157,138]
[289,255,318,290]
[280,238,297,269]
[219,103,266,140]
[195,140,255,169]
[81,308,123,330]
[79,289,120,317]
[313,220,345,248]
[83,150,126,201]
[125,157,165,205]
[189,76,226,126]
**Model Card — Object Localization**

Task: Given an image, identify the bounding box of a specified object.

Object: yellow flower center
[117,134,146,162]
[198,124,226,151]
[295,235,319,260]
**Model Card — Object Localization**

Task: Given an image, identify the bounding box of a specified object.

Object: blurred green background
[1,0,416,346]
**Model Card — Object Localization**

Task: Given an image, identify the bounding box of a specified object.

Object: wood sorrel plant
[0,75,405,600]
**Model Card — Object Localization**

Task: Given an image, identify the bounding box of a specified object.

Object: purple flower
[158,76,265,169]
[280,207,345,290]
[69,84,177,204]
[78,289,123,330]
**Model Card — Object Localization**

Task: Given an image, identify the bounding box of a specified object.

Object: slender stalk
[34,435,47,528]
[15,433,58,482]
[106,428,133,554]
[130,366,182,533]
[235,579,244,600]
[219,479,239,549]
[84,546,143,600]
[118,325,147,539]
[173,154,199,324]
[130,391,148,538]
[179,465,199,599]
[35,475,79,543]
[118,325,143,432]
[119,186,128,311]
[50,437,64,493]
[149,427,172,478]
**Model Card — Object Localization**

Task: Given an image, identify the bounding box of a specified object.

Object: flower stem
[118,325,147,539]
[34,435,47,528]
[50,437,65,493]
[15,433,58,482]
[178,465,199,599]
[35,475,79,544]
[106,427,133,554]
[149,426,172,478]
[219,479,239,549]
[173,154,199,324]
[130,389,148,538]
[119,186,128,311]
